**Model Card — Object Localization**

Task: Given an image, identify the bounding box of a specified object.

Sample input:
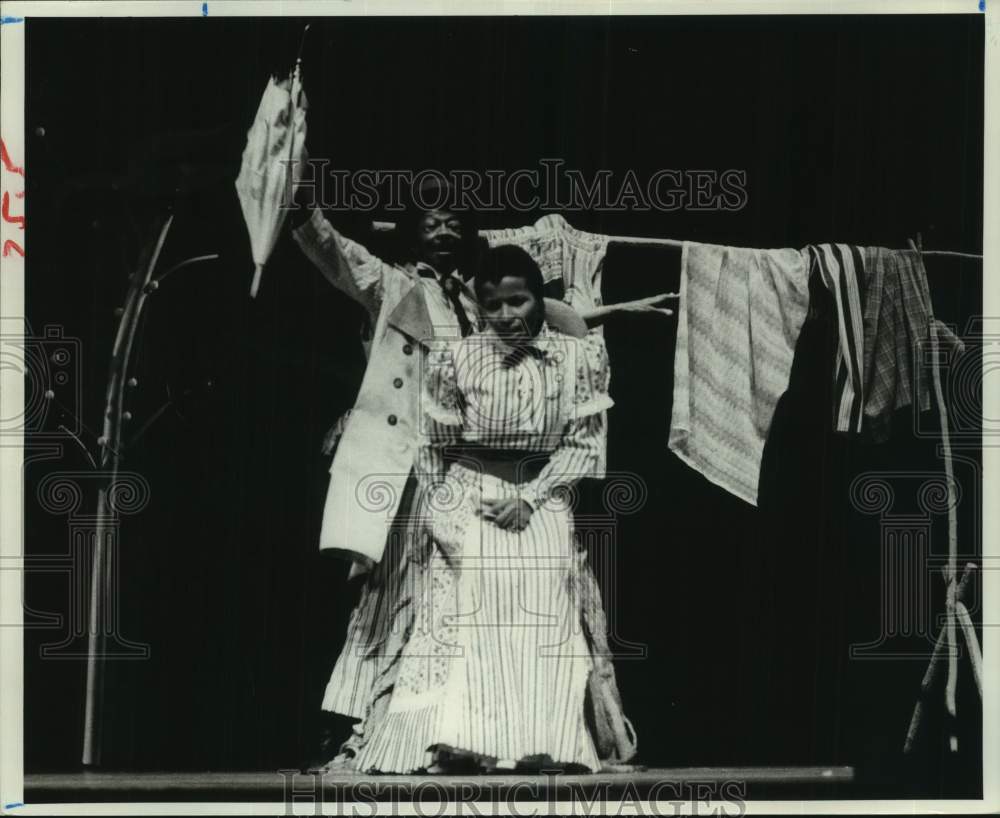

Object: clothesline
[369,221,983,261]
[594,235,983,261]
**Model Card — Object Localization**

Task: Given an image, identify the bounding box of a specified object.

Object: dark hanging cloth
[805,245,963,443]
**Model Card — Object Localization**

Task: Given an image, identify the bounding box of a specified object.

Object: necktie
[439,275,474,338]
[418,266,473,338]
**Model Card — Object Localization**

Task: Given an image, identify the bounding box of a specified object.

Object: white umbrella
[235,42,309,298]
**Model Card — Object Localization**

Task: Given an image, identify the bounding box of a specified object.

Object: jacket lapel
[387,275,434,347]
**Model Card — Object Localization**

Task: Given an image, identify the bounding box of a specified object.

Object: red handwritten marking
[0,139,25,177]
[3,239,25,257]
[2,192,25,228]
[1,138,26,258]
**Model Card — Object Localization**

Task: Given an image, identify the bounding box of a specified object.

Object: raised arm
[579,292,677,328]
[292,207,391,319]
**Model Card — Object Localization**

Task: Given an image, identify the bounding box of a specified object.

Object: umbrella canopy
[235,68,308,298]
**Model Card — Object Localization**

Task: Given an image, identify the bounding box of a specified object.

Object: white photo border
[0,1,996,814]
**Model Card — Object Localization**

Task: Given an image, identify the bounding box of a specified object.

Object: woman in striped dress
[349,245,624,774]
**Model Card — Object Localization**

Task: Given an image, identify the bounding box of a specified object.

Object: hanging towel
[669,242,811,505]
[484,214,612,476]
[805,244,867,433]
[807,244,963,443]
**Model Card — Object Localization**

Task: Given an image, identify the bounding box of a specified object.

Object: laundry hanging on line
[807,243,964,444]
[460,215,970,506]
[670,239,964,506]
[482,214,610,317]
[669,241,812,505]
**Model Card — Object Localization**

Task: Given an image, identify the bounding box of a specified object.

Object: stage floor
[21,766,855,803]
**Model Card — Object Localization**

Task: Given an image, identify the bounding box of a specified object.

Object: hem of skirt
[351,702,443,773]
[353,701,601,774]
[320,703,363,719]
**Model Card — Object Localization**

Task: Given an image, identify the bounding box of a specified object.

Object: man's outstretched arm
[292,206,387,318]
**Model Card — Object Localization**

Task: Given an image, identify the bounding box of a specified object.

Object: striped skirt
[351,463,601,773]
[321,474,427,720]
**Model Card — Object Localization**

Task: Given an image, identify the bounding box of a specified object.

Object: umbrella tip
[295,23,311,62]
[250,263,265,299]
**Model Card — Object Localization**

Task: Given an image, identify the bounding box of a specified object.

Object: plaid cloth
[809,245,963,443]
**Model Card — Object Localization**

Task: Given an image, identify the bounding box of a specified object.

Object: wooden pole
[899,237,982,758]
[903,563,977,753]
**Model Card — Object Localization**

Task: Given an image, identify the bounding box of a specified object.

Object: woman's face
[478,274,544,344]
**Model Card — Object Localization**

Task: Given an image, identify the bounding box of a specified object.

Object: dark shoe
[301,712,354,772]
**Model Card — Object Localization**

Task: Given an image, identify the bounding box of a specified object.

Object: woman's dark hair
[473,244,546,305]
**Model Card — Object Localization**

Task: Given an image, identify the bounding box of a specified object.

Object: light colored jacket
[293,209,452,565]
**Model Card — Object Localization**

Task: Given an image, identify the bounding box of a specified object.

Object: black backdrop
[23,14,983,797]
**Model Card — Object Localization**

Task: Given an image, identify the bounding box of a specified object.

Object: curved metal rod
[152,253,220,286]
[85,215,173,768]
[57,424,98,470]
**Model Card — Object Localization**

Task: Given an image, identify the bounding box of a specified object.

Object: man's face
[478,274,544,345]
[415,209,464,274]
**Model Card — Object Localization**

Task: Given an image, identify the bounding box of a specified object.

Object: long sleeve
[523,332,613,509]
[522,411,606,510]
[292,208,390,319]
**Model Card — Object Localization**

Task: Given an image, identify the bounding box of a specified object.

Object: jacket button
[393,377,404,389]
[387,415,398,426]
[402,344,413,355]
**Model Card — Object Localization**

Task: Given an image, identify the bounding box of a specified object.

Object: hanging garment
[806,245,963,443]
[804,244,867,433]
[483,214,612,476]
[669,242,811,505]
[483,214,610,316]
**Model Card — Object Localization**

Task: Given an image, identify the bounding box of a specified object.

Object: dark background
[23,14,983,798]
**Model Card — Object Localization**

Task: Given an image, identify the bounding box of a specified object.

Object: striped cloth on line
[806,244,867,433]
[807,244,962,443]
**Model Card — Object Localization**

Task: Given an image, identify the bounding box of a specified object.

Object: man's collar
[411,262,477,304]
[413,261,439,279]
[412,260,466,280]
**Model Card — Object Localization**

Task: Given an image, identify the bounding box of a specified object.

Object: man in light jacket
[292,186,586,569]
